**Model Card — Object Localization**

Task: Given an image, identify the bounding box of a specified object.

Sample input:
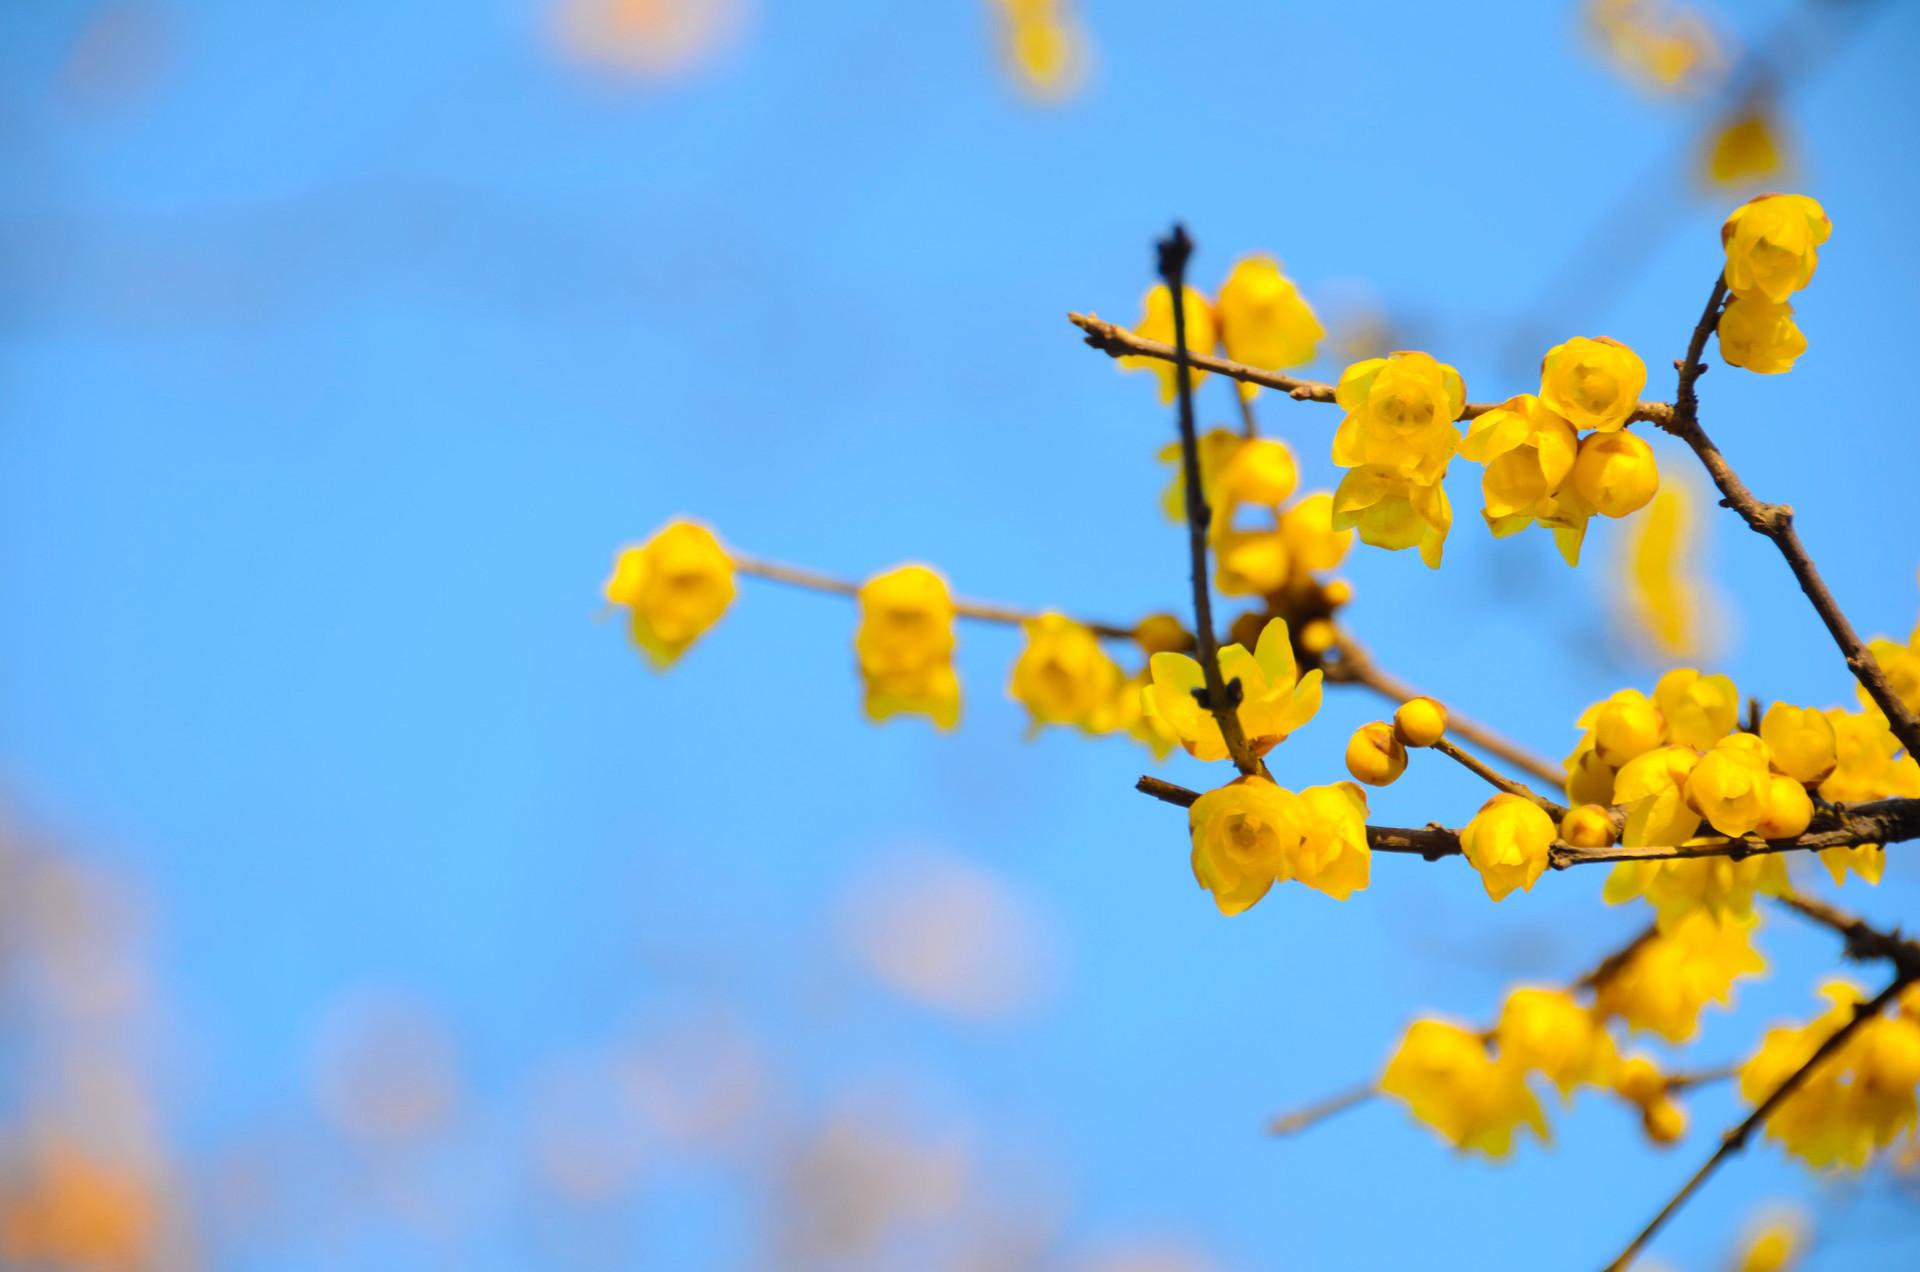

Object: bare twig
[1158,226,1261,777]
[1602,973,1915,1271]
[1267,1080,1374,1137]
[1071,311,1676,427]
[732,554,1137,640]
[1430,736,1568,820]
[1655,271,1920,759]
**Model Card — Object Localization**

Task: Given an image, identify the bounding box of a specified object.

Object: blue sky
[2,1,1918,1268]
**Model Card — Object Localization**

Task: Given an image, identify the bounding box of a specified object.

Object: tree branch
[1429,736,1567,819]
[1157,226,1261,777]
[1654,271,1920,759]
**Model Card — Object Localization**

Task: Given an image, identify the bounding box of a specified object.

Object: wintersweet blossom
[1330,351,1466,483]
[1596,910,1766,1042]
[604,519,737,668]
[1538,336,1647,433]
[855,565,961,728]
[1215,255,1322,386]
[1379,1018,1547,1158]
[1008,613,1123,734]
[1718,294,1807,374]
[1142,618,1322,762]
[1121,284,1217,402]
[1458,794,1555,902]
[1722,194,1830,303]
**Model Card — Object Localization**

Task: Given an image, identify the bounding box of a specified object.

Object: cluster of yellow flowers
[990,0,1086,100]
[1556,668,1916,927]
[1187,775,1370,912]
[1718,194,1829,375]
[1740,980,1920,1169]
[1121,255,1325,404]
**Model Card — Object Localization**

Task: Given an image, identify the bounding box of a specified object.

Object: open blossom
[1278,492,1354,574]
[1157,427,1244,523]
[1459,794,1555,902]
[1613,745,1701,848]
[855,564,961,728]
[1143,618,1322,761]
[1330,351,1466,483]
[1572,687,1667,771]
[1718,293,1807,374]
[1215,255,1323,387]
[1654,666,1739,750]
[1186,776,1369,912]
[1596,909,1766,1042]
[1740,980,1920,1169]
[1496,987,1618,1098]
[1722,193,1830,303]
[1379,1018,1547,1158]
[1330,465,1451,569]
[604,519,737,668]
[1760,702,1837,784]
[1684,733,1774,837]
[1008,612,1122,734]
[1120,284,1217,402]
[1538,336,1647,433]
[1456,394,1579,539]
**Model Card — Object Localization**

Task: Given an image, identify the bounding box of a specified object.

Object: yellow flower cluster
[1594,910,1767,1042]
[603,519,737,668]
[1456,335,1654,567]
[1120,254,1322,403]
[1718,194,1829,375]
[1740,981,1920,1169]
[1187,776,1370,911]
[1144,618,1323,763]
[1379,1018,1547,1157]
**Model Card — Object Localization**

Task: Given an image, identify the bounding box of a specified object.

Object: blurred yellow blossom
[1122,284,1217,403]
[1623,481,1718,661]
[604,518,737,668]
[1008,612,1123,734]
[1379,1018,1547,1157]
[993,0,1088,101]
[1705,109,1787,188]
[1596,910,1766,1042]
[855,564,961,728]
[1496,987,1618,1098]
[1216,255,1323,396]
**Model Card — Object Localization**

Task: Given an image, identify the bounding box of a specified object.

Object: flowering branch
[1069,311,1676,427]
[1656,271,1920,759]
[1133,775,1920,870]
[1158,225,1262,777]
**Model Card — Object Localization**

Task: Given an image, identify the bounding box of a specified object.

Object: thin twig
[1071,311,1676,427]
[1655,271,1920,759]
[1158,226,1260,777]
[1324,633,1566,790]
[1602,973,1915,1271]
[732,554,1137,640]
[1233,383,1259,439]
[1430,736,1568,819]
[1267,1080,1374,1137]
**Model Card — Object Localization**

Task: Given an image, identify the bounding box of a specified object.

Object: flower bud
[1392,696,1449,748]
[1571,430,1659,518]
[1718,294,1807,375]
[1560,804,1616,849]
[1133,613,1192,655]
[1760,702,1837,784]
[1755,773,1813,840]
[1539,335,1647,434]
[1641,1096,1687,1146]
[1613,1055,1667,1106]
[1345,721,1407,787]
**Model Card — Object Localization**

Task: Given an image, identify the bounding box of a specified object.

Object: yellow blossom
[1604,803,1791,930]
[1718,293,1807,374]
[1344,722,1406,787]
[1121,284,1217,403]
[1213,530,1290,597]
[1861,636,1920,720]
[1684,733,1774,837]
[1393,697,1448,748]
[1754,773,1813,840]
[1577,688,1667,768]
[1456,394,1579,537]
[1186,775,1370,911]
[1733,1212,1809,1272]
[1132,612,1191,655]
[1596,910,1766,1042]
[1157,427,1243,522]
[1820,709,1920,804]
[1819,843,1886,888]
[1641,1096,1687,1144]
[603,519,737,668]
[1277,491,1354,574]
[1654,666,1739,750]
[1216,255,1323,391]
[1087,668,1179,760]
[1570,429,1659,518]
[1291,780,1372,901]
[1008,613,1123,734]
[1613,744,1700,846]
[1330,465,1451,569]
[1496,987,1618,1098]
[1142,618,1323,761]
[1622,479,1717,660]
[1705,109,1786,188]
[1561,804,1616,849]
[1215,437,1299,509]
[1331,351,1466,483]
[1379,1018,1547,1158]
[855,564,961,729]
[1722,193,1830,303]
[1564,739,1618,807]
[1538,336,1647,434]
[1741,980,1920,1169]
[1459,794,1555,902]
[1759,703,1837,784]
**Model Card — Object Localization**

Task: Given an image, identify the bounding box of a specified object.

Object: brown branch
[732,554,1137,640]
[1655,271,1920,760]
[1134,776,1920,871]
[1071,311,1676,427]
[1773,892,1920,978]
[1429,736,1567,820]
[1323,634,1566,790]
[1267,1080,1374,1137]
[1157,226,1261,777]
[1602,972,1915,1272]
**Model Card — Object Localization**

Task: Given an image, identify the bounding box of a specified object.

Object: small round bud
[1571,430,1659,519]
[1391,696,1448,748]
[1133,613,1192,655]
[1345,722,1407,787]
[1299,618,1337,654]
[1641,1097,1687,1146]
[1755,773,1813,840]
[1613,1055,1666,1106]
[1227,610,1267,651]
[1321,578,1355,608]
[1560,803,1616,849]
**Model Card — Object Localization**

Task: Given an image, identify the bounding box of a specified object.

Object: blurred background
[1,1,1918,1268]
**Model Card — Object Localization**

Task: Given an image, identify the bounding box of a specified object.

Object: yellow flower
[1722,193,1830,303]
[1142,618,1323,761]
[1344,721,1406,787]
[1392,697,1448,748]
[603,519,737,668]
[1291,780,1372,901]
[1861,636,1920,720]
[1611,744,1701,848]
[1330,465,1451,569]
[1718,293,1807,374]
[1820,709,1920,804]
[1733,1212,1809,1272]
[1213,529,1290,597]
[1577,688,1667,768]
[1560,803,1616,849]
[1760,703,1837,784]
[855,564,961,729]
[1187,777,1302,915]
[1741,980,1920,1169]
[1215,436,1299,509]
[1684,733,1774,837]
[1604,831,1790,930]
[1008,613,1123,734]
[1330,351,1466,483]
[1379,1018,1548,1158]
[1131,612,1191,655]
[1622,479,1717,660]
[1538,336,1647,434]
[1570,430,1659,518]
[1654,666,1739,750]
[1705,109,1785,188]
[1215,255,1323,389]
[1121,284,1218,402]
[1595,910,1766,1042]
[1456,395,1579,537]
[996,0,1087,101]
[1496,987,1618,1098]
[1755,772,1813,840]
[1157,427,1243,523]
[1819,843,1885,888]
[1564,739,1617,806]
[1087,668,1180,760]
[1277,491,1354,574]
[1459,794,1555,902]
